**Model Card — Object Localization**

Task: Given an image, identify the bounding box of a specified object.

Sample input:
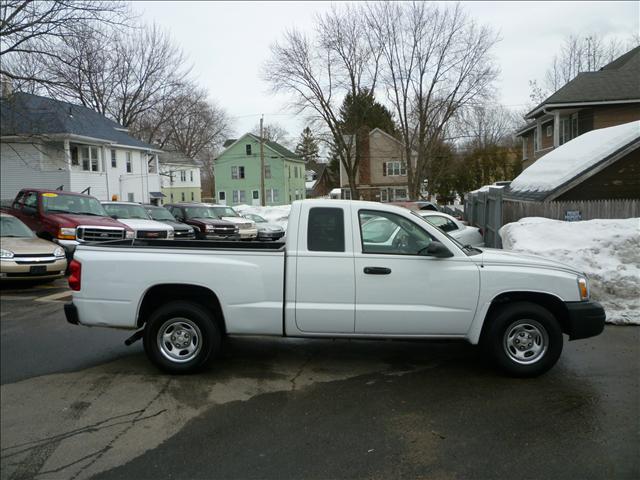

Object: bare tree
[251,121,290,145]
[0,0,129,82]
[366,1,499,199]
[455,105,518,149]
[264,4,379,199]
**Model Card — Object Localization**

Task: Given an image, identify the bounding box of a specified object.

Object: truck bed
[83,238,286,251]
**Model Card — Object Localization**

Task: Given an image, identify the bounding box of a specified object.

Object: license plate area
[30,265,47,274]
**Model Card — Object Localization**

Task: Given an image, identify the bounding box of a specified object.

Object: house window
[383,161,406,176]
[522,137,529,160]
[264,165,271,179]
[232,190,246,204]
[70,146,79,166]
[191,191,194,201]
[393,188,407,201]
[246,144,252,155]
[126,152,132,173]
[252,190,259,200]
[181,192,185,201]
[180,170,186,181]
[534,130,539,151]
[380,188,389,202]
[148,155,157,173]
[343,189,352,200]
[111,149,117,168]
[294,166,299,178]
[267,188,279,203]
[546,126,553,137]
[128,192,134,202]
[219,191,226,201]
[231,166,245,179]
[80,146,100,172]
[190,170,193,182]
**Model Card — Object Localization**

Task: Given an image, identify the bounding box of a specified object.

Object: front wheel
[143,301,221,374]
[483,302,563,377]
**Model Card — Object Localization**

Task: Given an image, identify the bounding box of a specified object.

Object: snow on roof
[510,121,640,193]
[305,180,317,190]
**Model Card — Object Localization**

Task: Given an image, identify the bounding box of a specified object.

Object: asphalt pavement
[1,281,639,480]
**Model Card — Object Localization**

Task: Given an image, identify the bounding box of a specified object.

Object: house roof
[506,120,640,201]
[216,133,303,162]
[0,92,156,150]
[158,151,199,167]
[525,46,640,119]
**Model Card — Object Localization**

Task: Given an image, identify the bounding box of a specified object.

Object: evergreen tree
[339,88,396,135]
[294,127,320,164]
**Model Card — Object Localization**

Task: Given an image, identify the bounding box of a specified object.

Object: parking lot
[1,281,639,480]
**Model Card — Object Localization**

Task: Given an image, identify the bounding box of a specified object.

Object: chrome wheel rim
[503,319,548,365]
[157,317,202,363]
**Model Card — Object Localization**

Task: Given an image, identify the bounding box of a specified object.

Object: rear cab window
[307,207,345,252]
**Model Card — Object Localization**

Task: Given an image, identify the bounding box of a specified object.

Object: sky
[133,1,639,148]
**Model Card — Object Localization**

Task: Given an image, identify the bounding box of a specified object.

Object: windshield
[245,214,266,223]
[183,206,217,219]
[1,216,35,238]
[103,203,150,220]
[42,193,107,216]
[212,206,238,217]
[147,207,176,221]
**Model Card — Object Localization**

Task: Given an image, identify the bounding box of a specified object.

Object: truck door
[294,204,355,333]
[353,208,480,335]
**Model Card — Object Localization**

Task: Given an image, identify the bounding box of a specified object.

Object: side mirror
[175,217,184,222]
[110,214,118,219]
[421,241,453,258]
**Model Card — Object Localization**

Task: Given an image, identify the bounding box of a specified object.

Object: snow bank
[500,217,640,325]
[510,121,640,193]
[235,204,292,230]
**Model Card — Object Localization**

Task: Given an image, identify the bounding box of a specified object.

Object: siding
[592,104,640,129]
[0,142,69,199]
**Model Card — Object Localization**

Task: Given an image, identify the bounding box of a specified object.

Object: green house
[214,133,306,206]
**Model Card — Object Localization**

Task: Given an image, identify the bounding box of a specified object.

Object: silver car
[243,214,285,241]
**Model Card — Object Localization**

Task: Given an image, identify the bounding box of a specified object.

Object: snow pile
[235,204,292,230]
[510,120,640,193]
[500,217,640,325]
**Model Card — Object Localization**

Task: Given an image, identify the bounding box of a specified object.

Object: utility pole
[260,115,266,206]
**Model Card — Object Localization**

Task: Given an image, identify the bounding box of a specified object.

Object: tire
[483,301,563,377]
[143,301,221,374]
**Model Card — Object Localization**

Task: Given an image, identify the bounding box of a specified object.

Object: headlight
[234,226,240,233]
[0,248,14,259]
[53,247,65,258]
[125,230,135,239]
[205,225,214,232]
[58,227,76,240]
[167,230,174,239]
[578,276,589,301]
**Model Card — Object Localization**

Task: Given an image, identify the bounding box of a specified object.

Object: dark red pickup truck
[2,189,133,259]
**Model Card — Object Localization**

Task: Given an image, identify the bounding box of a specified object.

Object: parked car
[164,203,239,240]
[101,202,174,239]
[0,213,67,281]
[242,213,285,241]
[205,204,258,240]
[417,211,484,247]
[1,189,133,259]
[143,204,196,239]
[390,201,440,211]
[65,199,604,377]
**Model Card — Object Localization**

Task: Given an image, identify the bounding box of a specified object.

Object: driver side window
[359,210,433,255]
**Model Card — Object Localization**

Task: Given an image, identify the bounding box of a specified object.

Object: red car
[2,189,134,259]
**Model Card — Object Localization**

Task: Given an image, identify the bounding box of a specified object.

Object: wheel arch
[480,291,570,342]
[137,283,226,335]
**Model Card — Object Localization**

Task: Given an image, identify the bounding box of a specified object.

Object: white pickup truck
[64,200,605,377]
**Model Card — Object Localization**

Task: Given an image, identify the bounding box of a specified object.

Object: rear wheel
[483,302,563,377]
[143,301,221,374]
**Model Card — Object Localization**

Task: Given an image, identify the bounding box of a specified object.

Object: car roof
[21,189,94,197]
[417,211,459,222]
[101,201,142,205]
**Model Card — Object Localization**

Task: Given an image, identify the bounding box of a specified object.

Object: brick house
[516,46,640,169]
[339,128,417,202]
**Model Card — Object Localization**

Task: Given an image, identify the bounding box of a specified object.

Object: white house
[0,92,163,203]
[158,151,202,204]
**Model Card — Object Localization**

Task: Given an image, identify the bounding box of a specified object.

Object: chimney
[0,75,13,98]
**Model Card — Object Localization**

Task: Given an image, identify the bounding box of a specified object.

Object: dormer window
[246,144,252,155]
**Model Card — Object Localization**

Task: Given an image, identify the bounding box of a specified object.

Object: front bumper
[197,232,241,241]
[257,231,285,241]
[564,301,606,340]
[0,258,67,280]
[239,227,258,240]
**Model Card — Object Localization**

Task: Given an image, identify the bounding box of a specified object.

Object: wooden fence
[503,198,640,224]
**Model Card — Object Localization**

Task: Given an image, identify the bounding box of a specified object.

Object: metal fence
[465,188,640,249]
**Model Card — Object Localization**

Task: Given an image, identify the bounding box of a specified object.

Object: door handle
[364,267,391,275]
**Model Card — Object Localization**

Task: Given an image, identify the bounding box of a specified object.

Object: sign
[564,210,582,222]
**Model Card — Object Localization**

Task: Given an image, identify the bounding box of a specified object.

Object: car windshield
[1,216,35,238]
[103,203,150,219]
[42,193,107,216]
[147,207,176,221]
[183,206,217,219]
[410,211,479,254]
[212,206,239,218]
[245,214,266,223]
[361,217,398,243]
